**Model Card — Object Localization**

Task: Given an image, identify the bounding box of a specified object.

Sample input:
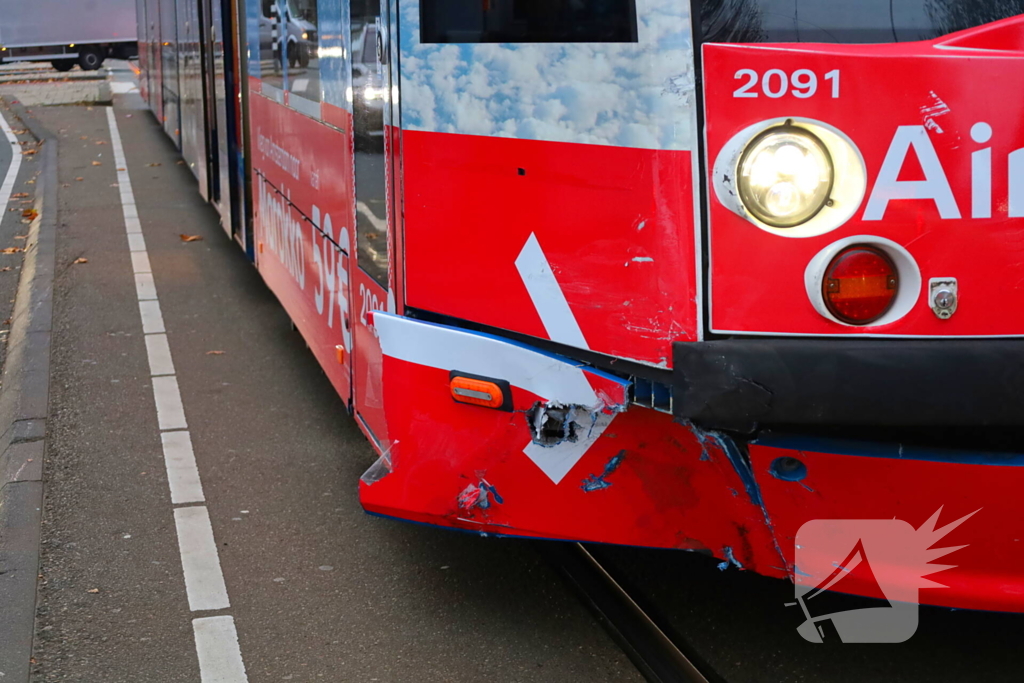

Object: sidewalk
[0,62,114,106]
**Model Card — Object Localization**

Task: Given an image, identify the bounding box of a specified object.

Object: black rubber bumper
[673,339,1024,427]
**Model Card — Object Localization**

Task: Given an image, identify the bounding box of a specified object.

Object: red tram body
[136,0,1024,613]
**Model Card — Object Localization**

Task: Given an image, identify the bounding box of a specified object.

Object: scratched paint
[580,451,626,492]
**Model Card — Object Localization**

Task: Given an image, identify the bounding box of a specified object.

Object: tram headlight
[737,126,834,228]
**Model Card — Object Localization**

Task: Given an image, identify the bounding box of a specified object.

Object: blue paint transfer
[481,482,504,505]
[690,424,713,461]
[581,451,626,492]
[717,546,744,571]
[713,432,763,507]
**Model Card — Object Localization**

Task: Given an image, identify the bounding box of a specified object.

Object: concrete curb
[0,101,57,682]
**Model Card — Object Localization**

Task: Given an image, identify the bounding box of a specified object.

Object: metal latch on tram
[929,278,958,319]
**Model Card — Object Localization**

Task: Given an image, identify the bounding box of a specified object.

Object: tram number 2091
[733,68,840,99]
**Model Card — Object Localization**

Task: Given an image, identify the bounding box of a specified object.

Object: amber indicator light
[823,246,899,325]
[450,376,505,409]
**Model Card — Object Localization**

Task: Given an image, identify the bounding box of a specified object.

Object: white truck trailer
[0,0,137,71]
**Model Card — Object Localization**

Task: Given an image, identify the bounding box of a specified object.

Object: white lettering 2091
[733,69,839,99]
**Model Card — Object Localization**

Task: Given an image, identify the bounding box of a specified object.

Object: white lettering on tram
[311,205,353,352]
[256,131,300,180]
[864,125,960,220]
[864,122,1024,221]
[259,180,306,289]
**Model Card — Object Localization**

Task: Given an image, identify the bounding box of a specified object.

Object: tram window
[258,0,322,109]
[420,0,638,43]
[699,0,1024,44]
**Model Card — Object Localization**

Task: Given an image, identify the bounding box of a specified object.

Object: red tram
[136,0,1024,613]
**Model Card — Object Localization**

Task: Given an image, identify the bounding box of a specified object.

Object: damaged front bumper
[673,338,1024,429]
[360,315,1024,612]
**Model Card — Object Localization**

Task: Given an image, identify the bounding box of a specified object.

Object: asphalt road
[28,95,639,682]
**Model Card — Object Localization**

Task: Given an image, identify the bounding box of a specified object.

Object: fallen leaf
[74,177,84,181]
[117,167,126,171]
[12,129,27,135]
[7,208,17,212]
[86,588,99,593]
[25,180,35,184]
[72,257,88,265]
[0,247,24,254]
[21,149,36,156]
[21,209,38,220]
[0,267,11,272]
[176,160,185,165]
[91,161,101,166]
[206,350,225,355]
[146,162,162,167]
[180,234,203,242]
[11,192,28,198]
[14,235,26,240]
[95,140,108,145]
[79,135,89,140]
[110,183,119,187]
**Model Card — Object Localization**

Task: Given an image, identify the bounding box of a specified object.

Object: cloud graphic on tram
[397,0,696,151]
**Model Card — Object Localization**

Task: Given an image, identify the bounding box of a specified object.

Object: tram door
[160,0,181,146]
[145,0,163,120]
[135,0,149,101]
[349,0,397,450]
[178,0,208,195]
[198,0,235,234]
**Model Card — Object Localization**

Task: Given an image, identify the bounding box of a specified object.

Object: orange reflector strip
[450,376,504,409]
[335,345,345,364]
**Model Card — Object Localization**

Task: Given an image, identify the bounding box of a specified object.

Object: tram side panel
[246,0,355,407]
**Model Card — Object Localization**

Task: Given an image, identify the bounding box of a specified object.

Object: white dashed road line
[174,506,232,612]
[161,431,206,504]
[105,107,249,682]
[193,616,250,682]
[0,106,23,218]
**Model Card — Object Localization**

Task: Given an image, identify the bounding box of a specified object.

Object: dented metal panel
[360,314,783,572]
